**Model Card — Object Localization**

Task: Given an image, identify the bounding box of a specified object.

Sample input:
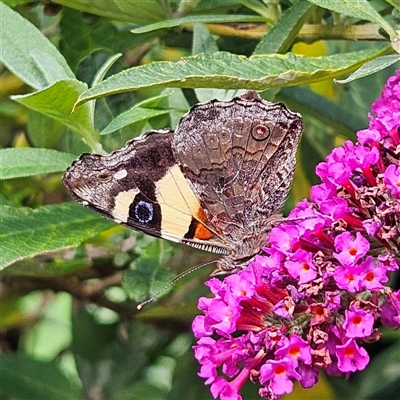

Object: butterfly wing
[63,129,229,254]
[172,91,303,254]
[63,92,303,263]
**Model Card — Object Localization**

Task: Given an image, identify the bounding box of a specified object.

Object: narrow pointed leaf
[254,1,316,54]
[132,14,266,34]
[76,47,390,105]
[335,54,400,84]
[308,0,395,37]
[0,148,76,180]
[0,2,74,90]
[101,107,172,135]
[0,203,115,270]
[54,0,170,24]
[192,23,219,55]
[11,79,102,153]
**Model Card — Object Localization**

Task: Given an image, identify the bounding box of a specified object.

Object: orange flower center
[289,346,300,357]
[365,271,374,282]
[348,247,357,256]
[344,347,355,357]
[274,365,286,375]
[302,262,310,271]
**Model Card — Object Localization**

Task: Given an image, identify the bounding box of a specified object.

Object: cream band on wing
[112,188,140,223]
[156,164,204,237]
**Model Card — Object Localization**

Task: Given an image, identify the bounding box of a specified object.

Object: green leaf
[387,0,400,11]
[100,89,176,137]
[355,340,400,399]
[101,107,172,135]
[1,0,33,5]
[0,353,81,400]
[2,257,92,277]
[59,8,127,72]
[335,54,400,84]
[86,53,124,130]
[76,47,390,105]
[0,203,115,270]
[122,240,175,302]
[192,23,219,55]
[91,53,123,88]
[194,88,246,103]
[278,87,366,139]
[134,89,175,108]
[72,309,119,363]
[72,311,169,398]
[54,0,171,24]
[23,293,72,361]
[253,1,316,54]
[239,0,275,20]
[0,2,74,90]
[131,14,266,34]
[0,148,76,180]
[167,352,215,400]
[27,110,65,149]
[307,0,396,38]
[112,381,166,400]
[167,89,190,127]
[11,79,103,154]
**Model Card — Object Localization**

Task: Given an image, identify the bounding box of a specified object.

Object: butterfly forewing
[63,129,228,253]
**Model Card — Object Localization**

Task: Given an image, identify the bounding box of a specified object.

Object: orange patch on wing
[193,205,213,240]
[194,222,213,240]
[195,205,207,223]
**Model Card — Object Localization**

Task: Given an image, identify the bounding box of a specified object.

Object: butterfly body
[63,91,303,273]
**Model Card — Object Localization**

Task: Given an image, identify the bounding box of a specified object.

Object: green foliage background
[1,1,399,399]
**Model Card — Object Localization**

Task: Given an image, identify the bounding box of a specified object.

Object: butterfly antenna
[137,259,217,310]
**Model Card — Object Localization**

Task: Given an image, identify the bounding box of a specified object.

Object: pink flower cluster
[193,70,400,400]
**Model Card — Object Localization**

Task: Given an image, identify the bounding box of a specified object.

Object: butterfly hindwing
[172,91,303,248]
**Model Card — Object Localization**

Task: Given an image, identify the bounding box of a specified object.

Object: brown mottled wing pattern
[172,91,303,249]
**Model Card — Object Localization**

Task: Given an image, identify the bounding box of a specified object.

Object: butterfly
[63,91,303,274]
